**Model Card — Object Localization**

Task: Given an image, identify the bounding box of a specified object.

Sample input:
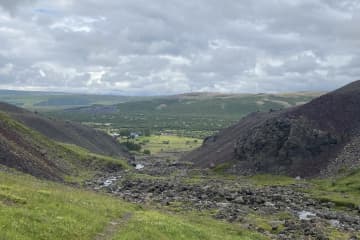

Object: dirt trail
[94,212,132,240]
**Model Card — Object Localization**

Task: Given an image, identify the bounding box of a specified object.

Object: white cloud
[159,55,191,66]
[50,16,105,33]
[39,69,46,77]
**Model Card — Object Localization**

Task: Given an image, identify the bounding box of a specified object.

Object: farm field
[124,135,202,154]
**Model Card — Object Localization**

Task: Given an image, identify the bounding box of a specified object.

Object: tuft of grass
[0,191,27,205]
[213,163,232,175]
[245,213,289,234]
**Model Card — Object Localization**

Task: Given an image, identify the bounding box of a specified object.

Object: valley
[1,1,358,239]
[44,92,320,138]
[0,83,360,239]
[86,148,360,240]
[1,133,359,240]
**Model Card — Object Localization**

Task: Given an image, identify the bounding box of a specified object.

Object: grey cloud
[0,0,37,13]
[0,0,359,94]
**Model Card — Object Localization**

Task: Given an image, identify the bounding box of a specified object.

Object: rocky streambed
[86,155,360,240]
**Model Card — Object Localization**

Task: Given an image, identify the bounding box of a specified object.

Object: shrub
[122,142,142,151]
[143,149,151,155]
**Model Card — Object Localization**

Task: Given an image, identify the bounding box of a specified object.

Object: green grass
[127,135,202,154]
[114,211,266,240]
[58,143,130,183]
[0,170,134,240]
[59,143,129,169]
[308,169,360,209]
[0,90,148,111]
[0,170,266,240]
[248,171,360,209]
[249,174,297,187]
[46,93,318,138]
[212,163,232,175]
[0,110,129,183]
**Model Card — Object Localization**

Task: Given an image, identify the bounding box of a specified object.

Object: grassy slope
[58,143,129,183]
[114,211,263,240]
[0,90,148,111]
[0,111,128,182]
[0,170,266,240]
[248,172,360,209]
[309,169,360,208]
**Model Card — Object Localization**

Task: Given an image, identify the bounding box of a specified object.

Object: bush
[143,149,151,155]
[119,129,131,137]
[122,142,142,151]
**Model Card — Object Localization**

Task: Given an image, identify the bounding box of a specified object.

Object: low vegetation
[0,110,128,182]
[123,135,202,154]
[47,93,318,138]
[309,169,360,209]
[114,211,266,240]
[0,169,266,240]
[0,90,147,111]
[246,172,360,211]
[249,174,297,187]
[58,143,130,183]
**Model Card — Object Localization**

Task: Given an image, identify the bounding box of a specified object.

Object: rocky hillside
[184,80,360,177]
[0,102,128,157]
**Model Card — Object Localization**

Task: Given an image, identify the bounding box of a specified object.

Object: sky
[0,0,359,95]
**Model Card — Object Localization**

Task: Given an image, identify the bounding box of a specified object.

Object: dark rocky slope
[0,111,69,180]
[0,111,127,180]
[184,80,360,177]
[0,102,128,158]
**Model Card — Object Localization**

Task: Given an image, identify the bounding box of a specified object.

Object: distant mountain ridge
[184,80,360,177]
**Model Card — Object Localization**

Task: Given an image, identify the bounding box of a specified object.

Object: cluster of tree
[122,141,142,151]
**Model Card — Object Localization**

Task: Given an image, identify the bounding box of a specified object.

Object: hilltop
[0,89,149,110]
[184,80,360,177]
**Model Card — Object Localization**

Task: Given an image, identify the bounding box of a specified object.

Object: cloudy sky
[0,0,359,95]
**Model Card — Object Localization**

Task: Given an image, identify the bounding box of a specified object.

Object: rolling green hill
[0,89,150,111]
[48,92,321,138]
